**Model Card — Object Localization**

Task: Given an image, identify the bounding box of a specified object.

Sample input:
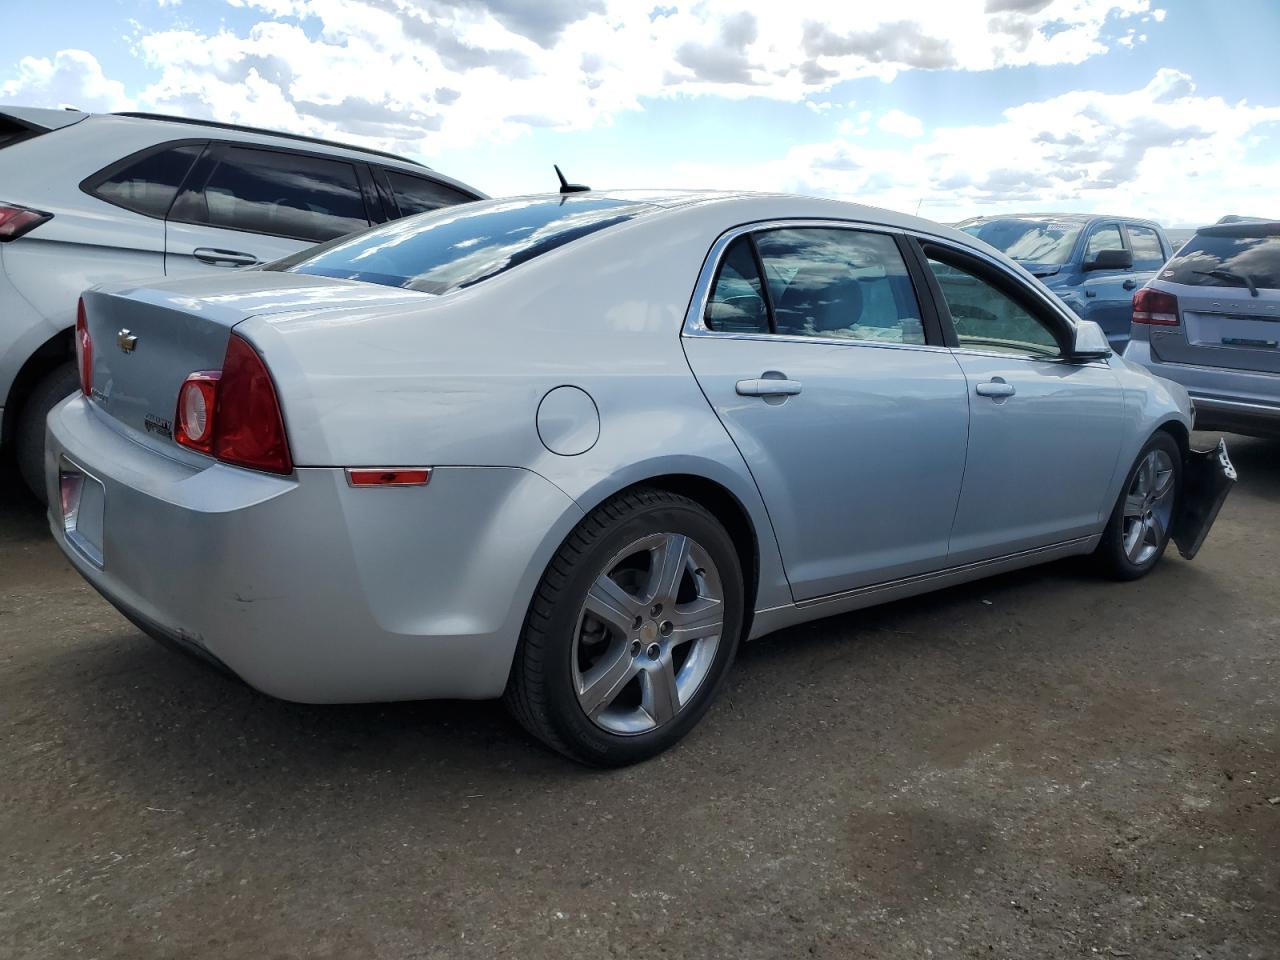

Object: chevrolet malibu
[46,192,1234,766]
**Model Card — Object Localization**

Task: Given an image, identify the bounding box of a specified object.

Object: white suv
[0,105,484,501]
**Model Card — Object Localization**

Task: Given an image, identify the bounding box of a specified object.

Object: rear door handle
[193,247,261,268]
[975,380,1016,399]
[736,378,803,397]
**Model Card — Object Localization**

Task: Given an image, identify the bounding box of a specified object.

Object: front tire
[1095,432,1181,581]
[504,487,744,767]
[15,361,78,506]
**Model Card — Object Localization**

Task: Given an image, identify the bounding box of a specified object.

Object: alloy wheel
[1122,448,1176,565]
[572,532,724,735]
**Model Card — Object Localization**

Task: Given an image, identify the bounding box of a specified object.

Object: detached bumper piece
[1172,438,1236,561]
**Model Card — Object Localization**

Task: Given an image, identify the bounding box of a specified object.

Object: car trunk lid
[81,272,425,449]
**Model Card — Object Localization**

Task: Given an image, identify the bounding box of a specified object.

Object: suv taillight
[75,298,92,396]
[1133,288,1179,325]
[0,202,52,241]
[175,334,293,474]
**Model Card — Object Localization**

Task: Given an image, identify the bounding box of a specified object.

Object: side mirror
[1068,319,1112,360]
[1085,248,1133,271]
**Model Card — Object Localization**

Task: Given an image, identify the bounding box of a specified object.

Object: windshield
[959,218,1083,265]
[267,195,652,294]
[1158,228,1280,291]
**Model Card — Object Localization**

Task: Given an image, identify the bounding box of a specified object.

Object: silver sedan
[47,191,1234,766]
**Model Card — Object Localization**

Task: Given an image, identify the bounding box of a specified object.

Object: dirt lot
[1,433,1277,959]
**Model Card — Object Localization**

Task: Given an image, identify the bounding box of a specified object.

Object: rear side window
[384,170,475,217]
[268,196,649,294]
[1127,225,1165,267]
[704,236,769,334]
[1159,229,1280,291]
[1084,224,1124,261]
[754,228,925,344]
[172,146,369,243]
[87,143,203,218]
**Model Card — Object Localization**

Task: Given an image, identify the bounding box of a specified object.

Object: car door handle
[192,247,261,268]
[975,380,1016,398]
[1122,278,1138,290]
[736,378,803,397]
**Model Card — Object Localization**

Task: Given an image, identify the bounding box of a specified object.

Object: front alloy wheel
[1096,431,1182,580]
[505,488,744,766]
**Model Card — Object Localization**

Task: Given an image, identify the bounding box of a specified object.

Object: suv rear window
[1158,225,1280,291]
[0,116,43,150]
[268,196,650,294]
[86,143,203,218]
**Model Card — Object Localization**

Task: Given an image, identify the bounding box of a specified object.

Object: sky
[2,0,1278,226]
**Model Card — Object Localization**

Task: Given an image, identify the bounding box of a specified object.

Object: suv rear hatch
[1148,223,1280,374]
[0,105,88,149]
[80,271,426,449]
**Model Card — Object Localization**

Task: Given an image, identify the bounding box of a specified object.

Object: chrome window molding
[682,218,1099,363]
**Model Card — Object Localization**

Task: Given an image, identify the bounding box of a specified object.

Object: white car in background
[0,105,484,501]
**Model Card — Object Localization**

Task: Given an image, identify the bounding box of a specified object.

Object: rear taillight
[174,334,293,474]
[75,298,92,397]
[0,203,52,241]
[1132,288,1179,325]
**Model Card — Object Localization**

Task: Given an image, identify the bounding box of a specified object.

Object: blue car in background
[958,214,1174,350]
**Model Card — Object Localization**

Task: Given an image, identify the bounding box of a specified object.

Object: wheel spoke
[1148,509,1167,545]
[1153,466,1174,500]
[1123,493,1146,518]
[643,656,679,725]
[1123,519,1143,560]
[577,642,638,718]
[646,534,690,605]
[584,574,643,635]
[669,596,723,644]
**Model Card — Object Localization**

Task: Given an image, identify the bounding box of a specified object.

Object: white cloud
[877,109,925,138]
[0,50,133,112]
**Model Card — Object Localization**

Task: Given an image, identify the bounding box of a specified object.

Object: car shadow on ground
[7,432,1278,798]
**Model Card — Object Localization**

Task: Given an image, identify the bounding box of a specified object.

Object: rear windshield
[0,116,43,150]
[1159,228,1280,291]
[959,218,1082,265]
[267,196,650,294]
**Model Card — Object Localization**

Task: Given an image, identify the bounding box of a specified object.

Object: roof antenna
[555,164,590,194]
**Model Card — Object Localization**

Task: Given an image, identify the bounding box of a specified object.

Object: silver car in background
[1124,220,1280,437]
[46,192,1233,766]
[0,105,483,502]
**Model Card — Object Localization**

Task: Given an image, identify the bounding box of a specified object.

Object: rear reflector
[346,468,432,487]
[0,202,52,241]
[1133,288,1180,325]
[75,298,92,397]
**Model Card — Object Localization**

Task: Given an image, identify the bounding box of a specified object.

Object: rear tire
[1094,431,1181,581]
[504,487,744,767]
[15,361,78,507]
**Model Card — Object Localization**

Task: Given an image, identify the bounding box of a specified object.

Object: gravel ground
[1,433,1277,959]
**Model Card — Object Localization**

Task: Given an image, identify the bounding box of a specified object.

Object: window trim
[915,237,1102,365]
[79,138,210,220]
[1081,220,1128,266]
[684,219,950,351]
[165,140,374,244]
[1122,222,1166,267]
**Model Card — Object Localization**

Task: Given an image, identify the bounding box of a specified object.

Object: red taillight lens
[0,203,53,241]
[173,334,292,474]
[175,373,221,452]
[75,298,92,397]
[1132,288,1179,325]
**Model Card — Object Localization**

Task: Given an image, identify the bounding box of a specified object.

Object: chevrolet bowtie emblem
[117,329,138,353]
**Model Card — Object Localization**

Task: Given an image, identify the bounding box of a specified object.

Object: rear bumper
[1122,340,1280,436]
[46,395,584,703]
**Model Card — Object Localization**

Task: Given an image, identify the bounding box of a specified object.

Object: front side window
[927,255,1061,358]
[89,143,203,218]
[753,228,925,344]
[384,170,476,217]
[171,146,369,243]
[704,236,769,333]
[1127,225,1165,267]
[1084,224,1125,261]
[268,195,650,294]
